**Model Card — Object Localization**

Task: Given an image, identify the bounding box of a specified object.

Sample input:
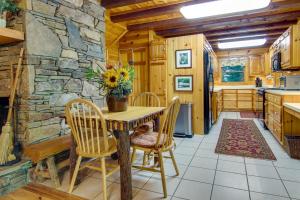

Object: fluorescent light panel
[180,0,271,19]
[218,38,267,49]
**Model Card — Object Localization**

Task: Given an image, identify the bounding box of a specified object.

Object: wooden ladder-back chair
[132,92,161,165]
[130,96,181,198]
[133,92,160,107]
[65,98,119,200]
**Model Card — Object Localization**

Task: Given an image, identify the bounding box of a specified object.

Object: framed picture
[174,75,193,92]
[175,49,192,68]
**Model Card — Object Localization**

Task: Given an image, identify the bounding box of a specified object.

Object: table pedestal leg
[114,130,133,200]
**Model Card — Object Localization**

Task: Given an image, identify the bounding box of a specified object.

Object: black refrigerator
[203,50,215,134]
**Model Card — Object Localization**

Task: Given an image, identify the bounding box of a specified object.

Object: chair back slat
[65,98,112,156]
[133,92,160,107]
[156,97,180,149]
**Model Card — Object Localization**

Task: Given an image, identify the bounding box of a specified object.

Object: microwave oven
[272,51,281,71]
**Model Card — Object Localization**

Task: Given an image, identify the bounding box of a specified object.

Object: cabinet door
[149,61,167,106]
[150,40,166,61]
[292,24,300,68]
[249,56,263,76]
[212,55,219,79]
[264,52,271,75]
[281,30,291,69]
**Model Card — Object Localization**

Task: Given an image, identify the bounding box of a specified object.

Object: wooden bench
[23,135,72,188]
[2,183,86,200]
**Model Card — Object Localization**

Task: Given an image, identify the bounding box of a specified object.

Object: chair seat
[134,121,154,134]
[77,136,117,157]
[131,131,166,148]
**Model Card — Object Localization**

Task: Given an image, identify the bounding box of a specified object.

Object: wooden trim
[101,0,152,8]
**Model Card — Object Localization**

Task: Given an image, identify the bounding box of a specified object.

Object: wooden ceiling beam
[157,18,298,38]
[156,20,297,37]
[110,0,212,22]
[127,2,300,31]
[205,26,290,37]
[206,29,287,41]
[101,0,152,9]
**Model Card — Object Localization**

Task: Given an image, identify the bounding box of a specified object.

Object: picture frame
[175,49,192,68]
[174,75,193,92]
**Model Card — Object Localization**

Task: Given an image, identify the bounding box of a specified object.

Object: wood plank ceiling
[102,0,300,49]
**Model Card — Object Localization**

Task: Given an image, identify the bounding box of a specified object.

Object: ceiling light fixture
[180,0,271,19]
[218,38,267,49]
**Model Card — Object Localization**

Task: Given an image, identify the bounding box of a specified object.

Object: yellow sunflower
[117,68,130,81]
[103,70,119,88]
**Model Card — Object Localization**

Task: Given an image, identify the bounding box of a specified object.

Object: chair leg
[169,150,179,176]
[131,147,136,164]
[101,157,107,200]
[158,152,167,198]
[68,156,82,193]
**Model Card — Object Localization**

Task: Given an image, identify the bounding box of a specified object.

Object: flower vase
[106,96,128,112]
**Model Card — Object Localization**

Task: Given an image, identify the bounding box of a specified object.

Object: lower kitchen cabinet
[213,90,223,123]
[265,93,300,144]
[222,89,253,111]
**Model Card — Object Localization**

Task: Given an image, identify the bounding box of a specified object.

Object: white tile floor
[42,112,300,200]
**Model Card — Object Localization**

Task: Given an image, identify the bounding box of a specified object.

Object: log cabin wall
[166,34,205,134]
[215,48,273,86]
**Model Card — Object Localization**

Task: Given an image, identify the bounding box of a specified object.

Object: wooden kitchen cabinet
[265,93,300,144]
[249,55,264,76]
[270,24,300,69]
[264,52,271,75]
[222,89,252,111]
[212,53,219,79]
[213,90,223,123]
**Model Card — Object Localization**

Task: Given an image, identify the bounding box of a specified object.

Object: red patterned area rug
[240,111,257,118]
[215,119,276,160]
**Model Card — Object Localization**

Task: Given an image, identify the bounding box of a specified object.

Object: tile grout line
[244,156,251,200]
[272,160,293,200]
[171,136,205,199]
[209,154,219,200]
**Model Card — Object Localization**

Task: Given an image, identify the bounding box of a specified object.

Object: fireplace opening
[0,97,9,134]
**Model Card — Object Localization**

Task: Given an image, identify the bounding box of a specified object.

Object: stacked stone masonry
[0,0,106,145]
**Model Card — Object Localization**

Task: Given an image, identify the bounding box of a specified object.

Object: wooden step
[2,183,86,200]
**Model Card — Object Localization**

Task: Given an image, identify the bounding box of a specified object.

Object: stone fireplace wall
[0,0,106,145]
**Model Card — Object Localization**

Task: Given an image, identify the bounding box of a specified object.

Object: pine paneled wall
[167,34,205,134]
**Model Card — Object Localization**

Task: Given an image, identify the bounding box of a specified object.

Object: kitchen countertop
[265,90,300,96]
[284,103,300,113]
[214,85,273,92]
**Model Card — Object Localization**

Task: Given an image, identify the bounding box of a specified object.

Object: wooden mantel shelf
[0,91,10,98]
[0,28,24,45]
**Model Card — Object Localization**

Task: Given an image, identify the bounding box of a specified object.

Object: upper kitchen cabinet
[264,52,271,75]
[212,52,219,79]
[270,23,300,70]
[249,55,264,76]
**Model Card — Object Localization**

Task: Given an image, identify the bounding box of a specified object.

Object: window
[222,65,245,82]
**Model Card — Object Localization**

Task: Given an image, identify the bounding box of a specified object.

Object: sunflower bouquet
[87,64,134,98]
